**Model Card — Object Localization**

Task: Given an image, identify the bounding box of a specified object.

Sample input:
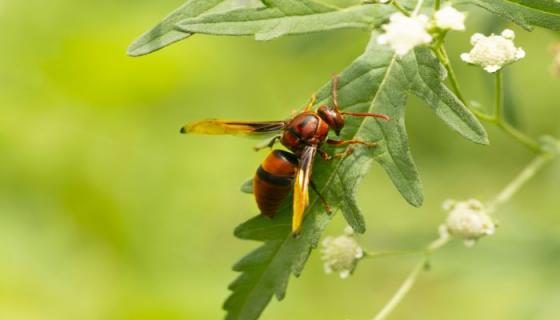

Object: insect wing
[181,119,285,135]
[292,145,317,235]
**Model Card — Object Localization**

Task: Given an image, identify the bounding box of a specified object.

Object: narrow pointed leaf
[458,0,560,31]
[240,178,254,194]
[127,0,263,56]
[176,4,393,41]
[261,0,335,13]
[409,48,489,145]
[127,0,224,56]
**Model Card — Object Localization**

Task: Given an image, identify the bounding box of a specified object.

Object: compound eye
[317,105,344,135]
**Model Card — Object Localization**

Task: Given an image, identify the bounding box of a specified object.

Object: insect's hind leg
[254,135,280,151]
[310,180,332,214]
[318,148,355,161]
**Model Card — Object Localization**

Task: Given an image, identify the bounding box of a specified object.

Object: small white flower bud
[321,227,363,279]
[461,29,526,73]
[378,13,433,56]
[501,29,515,40]
[434,6,466,31]
[442,199,496,246]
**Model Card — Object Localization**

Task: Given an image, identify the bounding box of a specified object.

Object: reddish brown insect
[181,76,389,235]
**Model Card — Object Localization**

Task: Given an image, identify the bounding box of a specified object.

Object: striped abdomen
[253,150,299,218]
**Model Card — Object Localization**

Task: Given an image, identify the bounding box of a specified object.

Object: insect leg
[303,94,317,112]
[331,74,340,109]
[254,136,280,151]
[310,180,332,214]
[327,139,377,147]
[318,148,354,160]
[318,149,333,160]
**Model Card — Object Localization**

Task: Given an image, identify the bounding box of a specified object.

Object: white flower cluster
[377,6,466,56]
[461,29,526,73]
[434,6,466,31]
[320,227,363,279]
[378,13,433,56]
[441,199,496,247]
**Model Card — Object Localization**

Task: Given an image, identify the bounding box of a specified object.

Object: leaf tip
[465,127,490,146]
[476,129,490,145]
[406,192,424,207]
[126,39,149,57]
[478,135,490,146]
[353,224,366,234]
[233,223,247,239]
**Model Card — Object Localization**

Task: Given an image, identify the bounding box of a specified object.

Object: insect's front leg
[310,180,332,214]
[326,139,377,147]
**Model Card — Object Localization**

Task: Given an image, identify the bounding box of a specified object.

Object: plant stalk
[372,261,425,320]
[391,1,411,16]
[363,249,424,259]
[494,70,504,120]
[434,44,543,153]
[413,0,425,16]
[487,153,555,213]
[371,236,449,320]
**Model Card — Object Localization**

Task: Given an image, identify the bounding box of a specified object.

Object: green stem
[413,0,425,15]
[370,147,557,320]
[496,121,543,153]
[426,234,449,254]
[494,70,503,120]
[371,150,555,319]
[435,46,467,104]
[434,44,543,153]
[492,71,542,153]
[371,236,449,320]
[434,0,441,10]
[487,153,554,213]
[436,45,494,124]
[470,107,496,122]
[372,261,425,320]
[391,1,411,16]
[363,249,424,259]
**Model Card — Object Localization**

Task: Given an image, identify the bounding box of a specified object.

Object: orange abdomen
[253,150,299,218]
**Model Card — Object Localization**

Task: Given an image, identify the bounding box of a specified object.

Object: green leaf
[240,178,253,194]
[458,0,560,31]
[127,0,264,56]
[127,0,222,56]
[176,3,393,41]
[224,33,487,320]
[261,0,335,13]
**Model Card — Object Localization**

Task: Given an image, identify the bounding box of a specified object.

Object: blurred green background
[1,0,559,319]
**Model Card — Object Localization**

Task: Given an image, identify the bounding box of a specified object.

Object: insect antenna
[340,112,390,121]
